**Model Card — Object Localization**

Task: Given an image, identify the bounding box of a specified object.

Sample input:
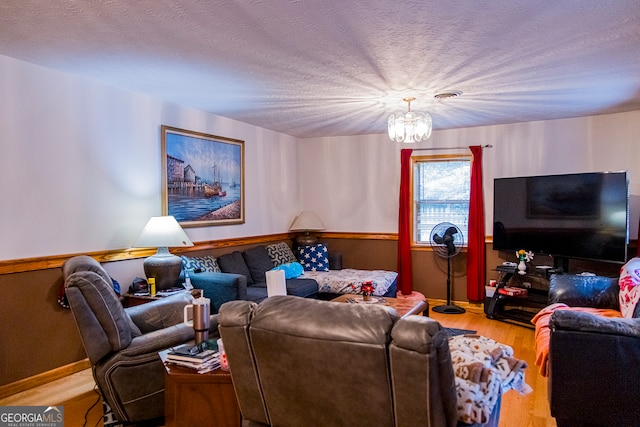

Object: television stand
[553,256,569,274]
[484,265,556,327]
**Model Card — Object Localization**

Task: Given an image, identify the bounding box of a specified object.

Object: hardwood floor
[429,300,557,427]
[0,368,104,426]
[0,299,556,427]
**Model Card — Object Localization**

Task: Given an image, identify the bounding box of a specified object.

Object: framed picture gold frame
[161,125,245,227]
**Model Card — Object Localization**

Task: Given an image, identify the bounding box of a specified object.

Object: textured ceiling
[1,0,640,138]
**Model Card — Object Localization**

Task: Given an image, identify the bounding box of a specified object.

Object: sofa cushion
[549,274,619,309]
[181,255,221,273]
[266,242,297,266]
[243,246,275,284]
[246,286,268,303]
[285,278,318,298]
[218,251,254,285]
[298,243,330,272]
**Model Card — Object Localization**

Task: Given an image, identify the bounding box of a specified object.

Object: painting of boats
[204,184,221,197]
[162,126,244,226]
[204,164,224,197]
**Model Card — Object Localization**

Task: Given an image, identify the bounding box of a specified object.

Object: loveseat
[182,241,398,313]
[532,273,640,427]
[218,295,501,427]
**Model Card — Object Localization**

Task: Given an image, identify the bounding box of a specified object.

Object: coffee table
[331,294,429,318]
[160,351,241,427]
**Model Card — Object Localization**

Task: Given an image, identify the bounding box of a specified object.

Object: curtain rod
[411,144,493,152]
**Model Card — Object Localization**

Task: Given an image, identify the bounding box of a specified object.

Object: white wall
[300,112,640,240]
[0,54,302,261]
[3,52,639,269]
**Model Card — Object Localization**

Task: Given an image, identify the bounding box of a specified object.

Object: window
[413,155,471,245]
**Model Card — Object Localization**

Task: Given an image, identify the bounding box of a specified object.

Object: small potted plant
[352,280,376,301]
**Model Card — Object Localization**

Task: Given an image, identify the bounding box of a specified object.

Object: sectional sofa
[181,241,398,313]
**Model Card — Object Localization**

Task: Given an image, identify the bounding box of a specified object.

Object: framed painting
[161,125,245,227]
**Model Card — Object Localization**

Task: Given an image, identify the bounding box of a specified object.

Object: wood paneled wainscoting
[0,231,631,393]
[0,233,294,391]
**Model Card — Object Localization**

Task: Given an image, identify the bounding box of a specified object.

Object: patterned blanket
[300,269,397,296]
[449,335,532,424]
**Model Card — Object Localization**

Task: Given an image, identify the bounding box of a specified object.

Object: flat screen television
[493,171,629,264]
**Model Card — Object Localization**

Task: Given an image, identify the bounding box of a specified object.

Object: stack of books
[498,286,528,297]
[164,345,221,374]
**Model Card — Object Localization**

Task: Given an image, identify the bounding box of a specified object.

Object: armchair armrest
[189,272,248,313]
[126,292,192,334]
[121,317,220,358]
[548,310,640,425]
[550,309,640,338]
[548,274,619,309]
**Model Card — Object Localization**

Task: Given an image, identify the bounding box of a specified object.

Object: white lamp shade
[289,211,325,232]
[133,216,194,248]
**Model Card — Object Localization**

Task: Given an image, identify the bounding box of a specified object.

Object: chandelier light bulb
[388,97,432,143]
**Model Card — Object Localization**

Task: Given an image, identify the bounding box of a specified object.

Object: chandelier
[387,97,432,143]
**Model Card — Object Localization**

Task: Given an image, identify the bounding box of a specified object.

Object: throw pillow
[266,241,298,266]
[619,257,640,318]
[242,246,275,284]
[181,255,221,273]
[298,243,330,272]
[271,262,304,279]
[217,251,254,285]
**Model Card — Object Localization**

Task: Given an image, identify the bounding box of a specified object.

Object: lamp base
[295,233,318,248]
[143,249,183,290]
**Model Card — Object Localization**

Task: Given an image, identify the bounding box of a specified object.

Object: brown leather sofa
[218,295,500,427]
[63,255,219,424]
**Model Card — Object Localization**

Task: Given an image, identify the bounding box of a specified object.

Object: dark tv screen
[493,171,629,263]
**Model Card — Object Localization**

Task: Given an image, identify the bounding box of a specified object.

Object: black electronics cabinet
[484,265,557,327]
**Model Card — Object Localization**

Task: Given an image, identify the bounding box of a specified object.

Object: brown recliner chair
[63,255,219,424]
[218,295,500,427]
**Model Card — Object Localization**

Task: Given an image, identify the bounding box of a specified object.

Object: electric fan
[430,222,466,314]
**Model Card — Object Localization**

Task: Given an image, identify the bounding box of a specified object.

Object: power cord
[82,383,102,427]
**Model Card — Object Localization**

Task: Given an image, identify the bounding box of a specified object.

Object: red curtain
[466,146,486,301]
[397,148,413,295]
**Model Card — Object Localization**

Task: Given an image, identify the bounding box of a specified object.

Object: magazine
[166,346,218,364]
[165,356,222,374]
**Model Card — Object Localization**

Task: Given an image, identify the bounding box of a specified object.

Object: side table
[163,360,241,427]
[122,289,194,307]
[331,294,429,318]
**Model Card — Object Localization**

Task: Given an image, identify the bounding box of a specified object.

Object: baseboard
[0,359,91,400]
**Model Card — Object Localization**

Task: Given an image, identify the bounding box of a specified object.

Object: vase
[518,260,527,275]
[363,294,371,301]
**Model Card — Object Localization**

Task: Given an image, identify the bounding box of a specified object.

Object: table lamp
[289,211,325,247]
[133,216,194,290]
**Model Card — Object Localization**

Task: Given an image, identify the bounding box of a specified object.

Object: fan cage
[430,222,464,258]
